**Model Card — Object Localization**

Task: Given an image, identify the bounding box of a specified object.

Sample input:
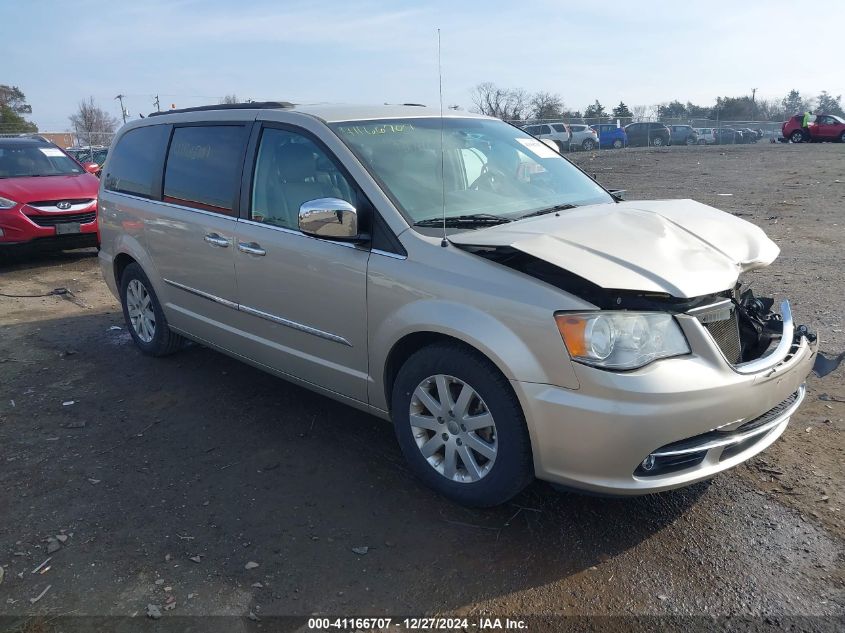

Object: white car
[567,124,600,151]
[695,128,717,145]
[523,123,570,152]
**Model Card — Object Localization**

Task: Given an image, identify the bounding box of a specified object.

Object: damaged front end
[458,244,816,371]
[690,286,816,370]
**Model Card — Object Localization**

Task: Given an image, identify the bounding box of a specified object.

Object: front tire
[582,139,595,151]
[391,343,534,507]
[686,136,696,145]
[839,131,845,143]
[120,262,184,356]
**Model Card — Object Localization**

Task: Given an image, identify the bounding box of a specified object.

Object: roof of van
[146,102,489,123]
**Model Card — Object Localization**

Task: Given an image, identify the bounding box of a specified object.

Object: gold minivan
[98,102,817,506]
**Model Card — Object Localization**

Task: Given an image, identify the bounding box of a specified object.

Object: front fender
[369,298,580,411]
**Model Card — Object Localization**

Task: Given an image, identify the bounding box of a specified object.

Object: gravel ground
[0,142,842,631]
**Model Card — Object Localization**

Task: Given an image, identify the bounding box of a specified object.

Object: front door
[232,124,370,402]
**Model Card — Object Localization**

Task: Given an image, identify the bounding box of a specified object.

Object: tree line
[470,82,844,123]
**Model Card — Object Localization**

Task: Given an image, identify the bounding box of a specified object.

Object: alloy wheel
[126,279,156,343]
[409,374,498,483]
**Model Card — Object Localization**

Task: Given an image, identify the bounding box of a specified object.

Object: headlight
[555,311,690,370]
[0,196,18,209]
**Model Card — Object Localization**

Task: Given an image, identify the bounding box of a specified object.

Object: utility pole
[115,94,127,123]
[154,95,161,112]
[751,88,757,103]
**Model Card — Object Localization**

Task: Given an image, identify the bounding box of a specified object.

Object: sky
[3,0,843,131]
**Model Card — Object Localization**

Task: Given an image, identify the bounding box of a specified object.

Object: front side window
[163,125,248,215]
[330,117,611,227]
[0,143,83,178]
[251,127,355,230]
[538,125,551,134]
[104,125,170,198]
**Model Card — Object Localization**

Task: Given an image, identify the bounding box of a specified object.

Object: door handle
[238,241,266,256]
[204,233,230,248]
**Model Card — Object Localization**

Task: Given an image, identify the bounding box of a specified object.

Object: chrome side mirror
[299,198,359,240]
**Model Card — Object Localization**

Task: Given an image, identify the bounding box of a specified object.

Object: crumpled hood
[448,199,779,298]
[0,174,99,204]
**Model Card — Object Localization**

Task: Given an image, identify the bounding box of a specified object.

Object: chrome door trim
[163,278,238,309]
[237,218,358,249]
[371,248,407,260]
[238,304,352,347]
[106,191,236,221]
[163,278,351,346]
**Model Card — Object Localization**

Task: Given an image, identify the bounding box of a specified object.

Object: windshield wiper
[414,213,513,228]
[517,204,577,219]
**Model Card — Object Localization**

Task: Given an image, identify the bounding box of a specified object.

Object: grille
[26,211,96,227]
[28,198,94,208]
[699,309,742,363]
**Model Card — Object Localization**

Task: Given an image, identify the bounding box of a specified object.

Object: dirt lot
[0,143,843,630]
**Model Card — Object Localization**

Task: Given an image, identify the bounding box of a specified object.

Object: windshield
[0,144,84,178]
[329,118,612,226]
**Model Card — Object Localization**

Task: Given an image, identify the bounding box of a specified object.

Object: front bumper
[514,310,817,495]
[0,203,99,247]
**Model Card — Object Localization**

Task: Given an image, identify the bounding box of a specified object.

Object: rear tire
[391,343,534,507]
[651,136,664,147]
[582,139,595,151]
[612,139,623,149]
[686,136,696,145]
[840,131,845,143]
[120,262,184,356]
[790,130,805,143]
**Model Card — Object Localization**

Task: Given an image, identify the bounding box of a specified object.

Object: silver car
[98,102,816,507]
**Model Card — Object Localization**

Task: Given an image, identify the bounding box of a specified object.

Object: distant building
[40,132,75,148]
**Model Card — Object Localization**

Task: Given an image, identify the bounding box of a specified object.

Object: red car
[0,136,100,251]
[782,113,845,143]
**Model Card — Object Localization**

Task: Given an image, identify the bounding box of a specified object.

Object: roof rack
[148,101,295,117]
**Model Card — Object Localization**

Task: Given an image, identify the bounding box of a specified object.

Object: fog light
[641,455,656,472]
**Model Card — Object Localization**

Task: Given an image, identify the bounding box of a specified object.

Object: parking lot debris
[351,546,369,555]
[813,351,845,378]
[146,603,162,619]
[155,579,165,586]
[109,326,122,331]
[87,478,101,485]
[189,555,202,563]
[245,561,259,570]
[29,585,51,604]
[248,612,260,622]
[819,393,845,403]
[30,557,51,574]
[62,400,75,407]
[251,582,263,588]
[55,534,68,543]
[0,566,4,585]
[46,538,60,554]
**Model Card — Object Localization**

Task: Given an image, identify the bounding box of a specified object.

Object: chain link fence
[506,109,787,151]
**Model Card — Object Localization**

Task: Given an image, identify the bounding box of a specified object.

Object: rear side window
[551,124,566,132]
[163,125,248,215]
[104,125,170,199]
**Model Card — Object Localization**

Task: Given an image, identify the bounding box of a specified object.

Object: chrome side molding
[163,278,350,346]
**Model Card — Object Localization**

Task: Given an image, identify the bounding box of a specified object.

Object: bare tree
[530,91,565,121]
[470,82,530,122]
[69,97,119,146]
[219,94,239,104]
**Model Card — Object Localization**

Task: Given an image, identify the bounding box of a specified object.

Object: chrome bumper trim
[651,383,805,458]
